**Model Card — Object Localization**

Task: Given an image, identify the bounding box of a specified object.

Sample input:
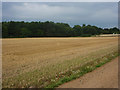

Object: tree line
[2,21,120,38]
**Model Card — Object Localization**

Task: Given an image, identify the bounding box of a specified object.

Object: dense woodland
[2,21,120,38]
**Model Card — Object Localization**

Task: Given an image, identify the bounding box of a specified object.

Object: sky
[2,2,118,28]
[2,0,120,2]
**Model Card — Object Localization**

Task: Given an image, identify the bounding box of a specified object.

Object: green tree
[20,28,31,37]
[2,21,120,38]
[2,24,8,38]
[73,25,82,36]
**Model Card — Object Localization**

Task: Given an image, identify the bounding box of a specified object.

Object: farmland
[2,37,119,88]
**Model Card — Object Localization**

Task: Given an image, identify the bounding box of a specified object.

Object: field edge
[45,51,119,88]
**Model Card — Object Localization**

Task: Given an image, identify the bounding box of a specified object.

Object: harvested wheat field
[2,37,119,88]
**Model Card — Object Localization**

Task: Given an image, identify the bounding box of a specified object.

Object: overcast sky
[2,2,118,28]
[2,0,120,2]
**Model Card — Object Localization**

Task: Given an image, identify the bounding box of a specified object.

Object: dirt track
[58,57,118,88]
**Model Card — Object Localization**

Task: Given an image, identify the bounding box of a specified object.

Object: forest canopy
[2,21,120,38]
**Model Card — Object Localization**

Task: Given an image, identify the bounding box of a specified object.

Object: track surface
[58,57,118,88]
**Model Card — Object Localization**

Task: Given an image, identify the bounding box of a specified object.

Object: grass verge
[45,52,119,88]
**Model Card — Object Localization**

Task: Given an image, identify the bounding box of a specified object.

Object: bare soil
[58,57,118,88]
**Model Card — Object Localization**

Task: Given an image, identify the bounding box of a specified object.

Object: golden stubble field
[2,37,119,88]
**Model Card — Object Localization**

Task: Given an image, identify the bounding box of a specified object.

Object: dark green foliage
[2,21,120,38]
[20,28,31,37]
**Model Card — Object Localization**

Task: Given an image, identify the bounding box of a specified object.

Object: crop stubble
[2,37,118,88]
